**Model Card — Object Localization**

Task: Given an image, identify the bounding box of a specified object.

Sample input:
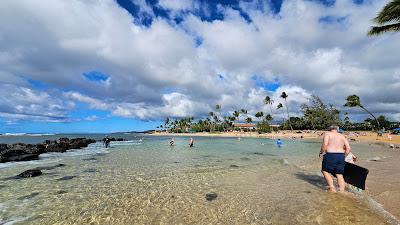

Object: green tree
[280,92,293,130]
[344,95,380,130]
[264,96,274,115]
[368,0,400,35]
[265,114,273,122]
[245,117,252,123]
[255,111,264,122]
[301,95,339,130]
[277,103,285,125]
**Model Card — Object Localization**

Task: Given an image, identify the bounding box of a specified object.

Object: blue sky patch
[27,79,49,90]
[319,15,347,24]
[83,71,109,82]
[251,75,280,92]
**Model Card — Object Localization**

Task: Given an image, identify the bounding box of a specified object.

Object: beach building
[233,123,256,131]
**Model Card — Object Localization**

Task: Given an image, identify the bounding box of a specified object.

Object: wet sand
[152,132,400,222]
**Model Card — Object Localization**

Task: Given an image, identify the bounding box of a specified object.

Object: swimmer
[276,139,283,147]
[189,138,194,147]
[170,138,175,146]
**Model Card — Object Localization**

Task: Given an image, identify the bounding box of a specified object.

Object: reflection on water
[0,136,395,224]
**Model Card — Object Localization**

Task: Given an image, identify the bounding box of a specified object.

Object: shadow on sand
[295,172,326,190]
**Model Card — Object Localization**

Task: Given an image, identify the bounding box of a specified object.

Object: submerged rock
[17,169,42,178]
[205,192,218,201]
[82,157,97,161]
[56,190,68,195]
[253,152,264,155]
[57,176,76,181]
[368,157,383,162]
[17,192,39,200]
[230,164,239,168]
[34,164,66,171]
[83,168,97,173]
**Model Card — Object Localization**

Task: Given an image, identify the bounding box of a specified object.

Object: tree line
[156,94,399,133]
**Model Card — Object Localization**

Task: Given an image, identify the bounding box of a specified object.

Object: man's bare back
[321,130,351,154]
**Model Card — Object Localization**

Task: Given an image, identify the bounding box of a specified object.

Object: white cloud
[0,0,399,124]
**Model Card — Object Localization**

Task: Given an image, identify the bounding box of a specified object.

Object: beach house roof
[233,123,256,128]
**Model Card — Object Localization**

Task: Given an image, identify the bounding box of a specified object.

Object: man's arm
[320,133,329,157]
[343,136,351,155]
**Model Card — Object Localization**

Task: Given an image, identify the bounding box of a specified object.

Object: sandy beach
[151,130,400,146]
[151,131,400,221]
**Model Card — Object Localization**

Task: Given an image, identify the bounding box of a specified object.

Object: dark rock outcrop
[17,169,42,178]
[205,192,218,201]
[0,138,96,163]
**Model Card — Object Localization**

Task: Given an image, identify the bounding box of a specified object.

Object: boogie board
[343,162,369,190]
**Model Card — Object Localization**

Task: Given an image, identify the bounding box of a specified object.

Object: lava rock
[0,138,95,163]
[34,164,66,171]
[205,192,218,201]
[57,176,76,181]
[83,168,97,173]
[17,192,39,200]
[82,157,97,161]
[17,169,42,178]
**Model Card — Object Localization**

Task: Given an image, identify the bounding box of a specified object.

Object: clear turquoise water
[0,135,394,224]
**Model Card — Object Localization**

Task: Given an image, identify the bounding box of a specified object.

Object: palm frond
[373,0,400,24]
[368,22,400,35]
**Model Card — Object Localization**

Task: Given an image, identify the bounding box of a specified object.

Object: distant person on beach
[319,124,351,193]
[103,136,111,148]
[170,138,175,146]
[189,138,194,147]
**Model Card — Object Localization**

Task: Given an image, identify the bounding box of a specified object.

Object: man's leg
[322,171,336,192]
[336,174,345,192]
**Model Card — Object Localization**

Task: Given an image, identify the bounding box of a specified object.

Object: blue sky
[0,0,399,133]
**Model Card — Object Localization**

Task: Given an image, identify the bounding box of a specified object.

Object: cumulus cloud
[0,0,399,125]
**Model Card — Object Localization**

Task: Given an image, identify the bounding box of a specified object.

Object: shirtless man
[319,124,351,192]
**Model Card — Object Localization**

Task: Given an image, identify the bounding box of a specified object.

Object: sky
[0,0,399,133]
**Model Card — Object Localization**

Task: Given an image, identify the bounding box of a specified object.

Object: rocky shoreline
[0,137,96,163]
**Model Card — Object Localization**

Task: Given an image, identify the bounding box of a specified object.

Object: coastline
[150,130,400,146]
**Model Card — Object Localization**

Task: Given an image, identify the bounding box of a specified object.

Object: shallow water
[0,135,397,224]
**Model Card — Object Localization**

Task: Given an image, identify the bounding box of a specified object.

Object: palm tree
[245,117,252,123]
[164,117,170,133]
[233,110,240,124]
[344,95,381,130]
[264,96,274,115]
[368,0,400,35]
[280,92,293,131]
[255,111,264,122]
[265,114,273,123]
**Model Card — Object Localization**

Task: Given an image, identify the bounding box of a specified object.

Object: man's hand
[319,152,323,159]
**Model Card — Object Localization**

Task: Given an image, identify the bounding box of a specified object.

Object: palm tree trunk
[284,99,293,131]
[360,106,381,130]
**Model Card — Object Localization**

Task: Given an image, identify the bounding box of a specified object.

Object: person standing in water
[276,139,283,147]
[170,138,175,146]
[103,136,111,148]
[319,124,351,193]
[189,137,194,147]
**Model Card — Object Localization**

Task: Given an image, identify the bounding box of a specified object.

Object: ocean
[0,134,397,224]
